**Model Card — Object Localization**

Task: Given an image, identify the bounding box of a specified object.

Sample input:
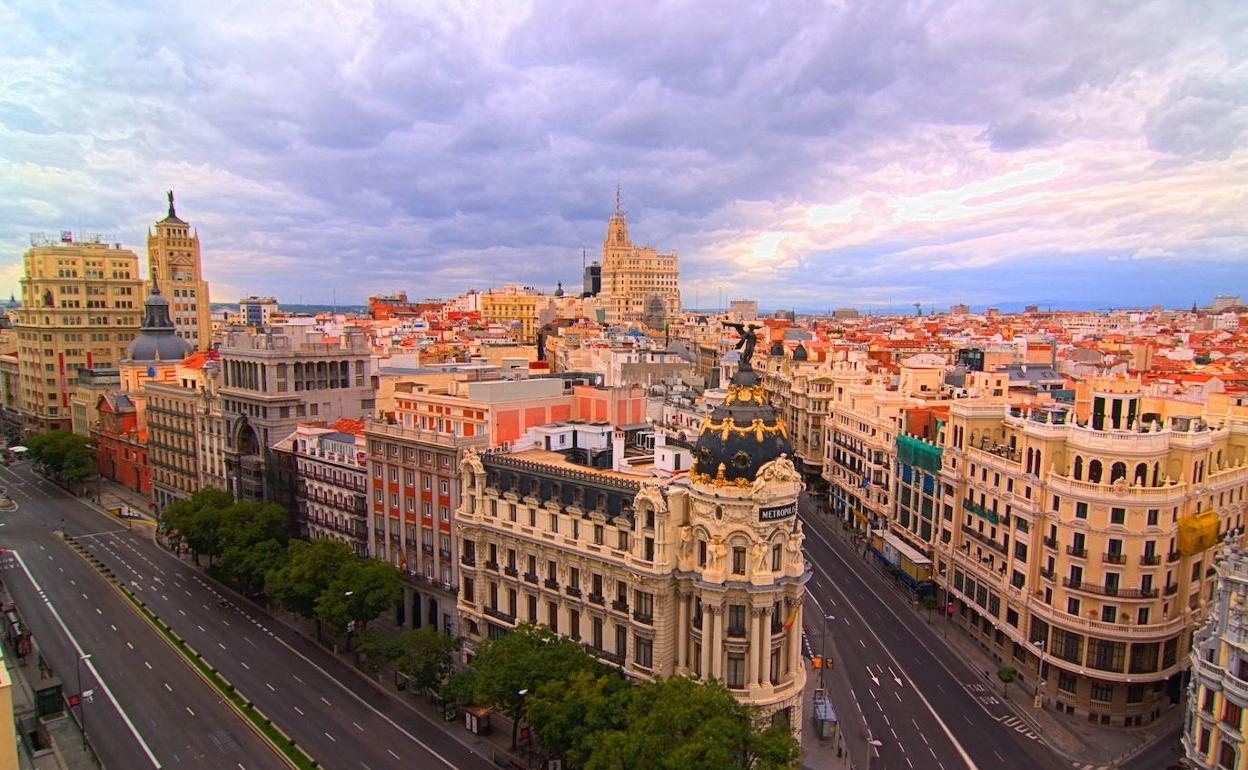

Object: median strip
[61,535,321,770]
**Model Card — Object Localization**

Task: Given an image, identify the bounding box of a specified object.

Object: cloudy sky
[2,1,1245,311]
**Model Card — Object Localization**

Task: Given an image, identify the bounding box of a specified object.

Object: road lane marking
[126,642,134,650]
[145,661,152,669]
[387,750,400,760]
[292,674,303,683]
[804,524,981,770]
[321,696,332,707]
[110,624,117,631]
[164,683,173,692]
[186,706,195,716]
[294,706,304,715]
[353,721,364,731]
[240,661,250,670]
[324,732,336,743]
[8,550,163,768]
[198,625,206,633]
[265,682,276,691]
[218,642,226,650]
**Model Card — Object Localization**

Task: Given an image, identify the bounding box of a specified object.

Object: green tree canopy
[469,623,605,749]
[584,677,798,770]
[315,557,402,647]
[359,627,462,692]
[159,488,234,563]
[267,539,355,634]
[25,430,94,483]
[527,669,631,767]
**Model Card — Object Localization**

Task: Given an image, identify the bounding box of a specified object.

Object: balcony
[523,573,538,585]
[1103,552,1126,565]
[544,578,559,590]
[1167,551,1181,564]
[634,611,653,625]
[484,607,515,624]
[460,553,476,567]
[1164,583,1179,596]
[1063,579,1158,599]
[963,499,1000,525]
[611,599,630,613]
[1066,545,1088,558]
[566,585,582,598]
[961,525,1007,555]
[588,593,605,606]
[504,566,519,578]
[484,560,499,571]
[1040,568,1055,580]
[1140,554,1161,566]
[1043,537,1057,549]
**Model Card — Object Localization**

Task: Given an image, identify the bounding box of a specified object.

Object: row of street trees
[25,429,95,486]
[443,624,800,770]
[159,489,401,645]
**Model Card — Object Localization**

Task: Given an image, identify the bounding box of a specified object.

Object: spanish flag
[782,604,800,631]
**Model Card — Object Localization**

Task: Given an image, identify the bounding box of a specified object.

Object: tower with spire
[147,190,213,351]
[597,187,681,325]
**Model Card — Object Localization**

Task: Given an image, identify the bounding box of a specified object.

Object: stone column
[700,603,713,679]
[710,604,725,682]
[746,607,760,687]
[676,592,689,673]
[760,605,774,686]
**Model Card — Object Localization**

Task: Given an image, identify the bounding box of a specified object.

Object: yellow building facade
[939,376,1248,725]
[15,237,144,432]
[146,191,212,350]
[480,285,542,344]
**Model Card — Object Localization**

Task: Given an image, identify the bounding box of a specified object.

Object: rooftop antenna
[615,184,622,215]
[582,248,586,270]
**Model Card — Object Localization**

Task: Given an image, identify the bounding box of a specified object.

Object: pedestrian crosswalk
[997,713,1040,741]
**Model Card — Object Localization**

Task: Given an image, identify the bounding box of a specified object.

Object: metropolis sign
[758,502,797,522]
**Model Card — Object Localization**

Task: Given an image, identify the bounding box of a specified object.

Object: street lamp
[1032,640,1047,709]
[76,653,93,749]
[821,614,835,689]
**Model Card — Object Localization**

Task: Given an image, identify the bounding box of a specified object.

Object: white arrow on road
[866,665,880,686]
[888,665,903,687]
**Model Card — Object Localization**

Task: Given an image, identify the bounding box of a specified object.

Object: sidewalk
[800,656,854,770]
[816,509,1182,768]
[89,478,157,526]
[2,586,102,769]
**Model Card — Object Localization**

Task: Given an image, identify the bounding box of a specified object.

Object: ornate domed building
[682,321,810,736]
[119,281,194,392]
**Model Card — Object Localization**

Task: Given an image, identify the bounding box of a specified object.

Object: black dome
[124,281,193,363]
[792,343,808,361]
[692,366,792,487]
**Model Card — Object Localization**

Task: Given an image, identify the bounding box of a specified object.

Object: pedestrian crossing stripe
[996,714,1040,740]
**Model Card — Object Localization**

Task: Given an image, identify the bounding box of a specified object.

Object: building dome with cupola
[692,358,792,487]
[124,281,194,364]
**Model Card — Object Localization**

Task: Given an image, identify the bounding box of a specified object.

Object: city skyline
[3,1,1246,307]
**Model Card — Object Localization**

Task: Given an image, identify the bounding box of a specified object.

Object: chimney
[612,428,625,471]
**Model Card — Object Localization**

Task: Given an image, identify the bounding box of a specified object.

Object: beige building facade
[146,192,212,350]
[938,376,1247,725]
[455,349,808,734]
[15,237,144,432]
[1185,544,1248,770]
[599,195,680,326]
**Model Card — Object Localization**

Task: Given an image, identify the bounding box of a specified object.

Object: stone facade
[146,193,212,350]
[599,195,680,326]
[15,238,144,432]
[1185,545,1248,770]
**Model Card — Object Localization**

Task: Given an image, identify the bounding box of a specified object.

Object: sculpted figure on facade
[709,535,728,570]
[752,454,803,496]
[752,539,769,571]
[786,519,805,568]
[635,480,669,516]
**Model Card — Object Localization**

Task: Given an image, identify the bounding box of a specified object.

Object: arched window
[1073,456,1084,480]
[1088,460,1103,484]
[1110,462,1127,483]
[1134,463,1148,486]
[1152,462,1160,486]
